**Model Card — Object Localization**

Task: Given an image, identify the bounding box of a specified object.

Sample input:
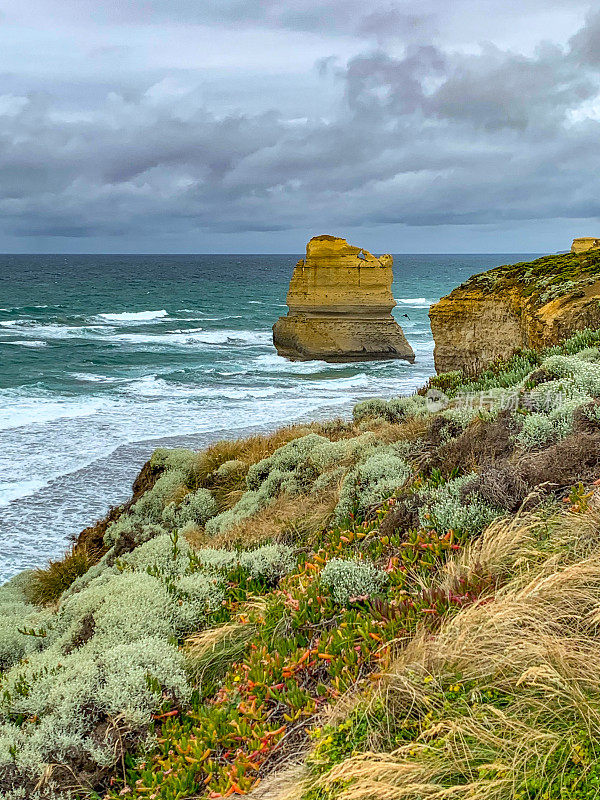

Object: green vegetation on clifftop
[463,249,600,306]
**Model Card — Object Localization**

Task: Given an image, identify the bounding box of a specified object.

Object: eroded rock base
[273,314,415,362]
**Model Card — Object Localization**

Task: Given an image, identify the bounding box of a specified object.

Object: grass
[24,542,104,605]
[309,505,600,800]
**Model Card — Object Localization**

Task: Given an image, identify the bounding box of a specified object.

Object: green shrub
[215,459,246,478]
[513,354,600,449]
[418,474,501,536]
[0,538,294,793]
[207,433,380,535]
[240,543,295,581]
[161,487,218,529]
[352,398,389,423]
[149,446,198,476]
[320,558,387,605]
[51,570,222,650]
[581,401,600,423]
[119,531,193,574]
[353,395,429,424]
[204,488,266,535]
[0,575,52,671]
[0,635,189,781]
[335,449,410,521]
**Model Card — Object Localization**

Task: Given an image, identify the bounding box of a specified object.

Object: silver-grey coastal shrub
[149,447,198,474]
[516,367,595,449]
[418,474,501,535]
[104,448,221,547]
[320,558,387,605]
[0,534,296,791]
[161,488,218,529]
[353,394,429,424]
[335,448,410,521]
[190,543,295,583]
[0,636,189,780]
[0,574,53,671]
[206,432,381,535]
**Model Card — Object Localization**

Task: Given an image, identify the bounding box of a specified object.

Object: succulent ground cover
[5,330,600,799]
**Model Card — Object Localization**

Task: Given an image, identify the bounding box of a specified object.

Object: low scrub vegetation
[5,330,600,798]
[463,248,600,307]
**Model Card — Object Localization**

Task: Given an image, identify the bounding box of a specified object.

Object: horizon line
[0,251,548,257]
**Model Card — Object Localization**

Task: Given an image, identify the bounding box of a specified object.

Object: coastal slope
[5,328,600,798]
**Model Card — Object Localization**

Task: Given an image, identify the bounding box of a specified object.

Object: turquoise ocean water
[0,253,536,581]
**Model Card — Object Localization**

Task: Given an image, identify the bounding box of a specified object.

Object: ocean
[0,253,536,582]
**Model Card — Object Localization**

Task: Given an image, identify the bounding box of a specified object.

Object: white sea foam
[113,329,272,347]
[2,340,48,348]
[252,353,361,373]
[97,309,168,322]
[0,390,108,432]
[0,479,49,507]
[395,297,432,308]
[70,372,125,384]
[0,322,111,340]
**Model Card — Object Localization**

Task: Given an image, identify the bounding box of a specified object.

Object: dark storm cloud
[0,0,599,247]
[570,10,600,64]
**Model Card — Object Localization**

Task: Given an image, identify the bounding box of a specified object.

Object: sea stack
[272,235,415,363]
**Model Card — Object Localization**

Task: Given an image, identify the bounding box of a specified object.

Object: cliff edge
[273,235,414,362]
[429,238,600,375]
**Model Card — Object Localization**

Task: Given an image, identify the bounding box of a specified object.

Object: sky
[1,0,600,253]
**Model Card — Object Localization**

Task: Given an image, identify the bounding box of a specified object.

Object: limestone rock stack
[272,235,415,363]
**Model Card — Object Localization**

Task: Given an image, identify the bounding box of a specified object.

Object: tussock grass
[191,424,339,484]
[25,543,104,605]
[357,416,430,444]
[208,485,340,549]
[311,503,600,800]
[185,622,257,697]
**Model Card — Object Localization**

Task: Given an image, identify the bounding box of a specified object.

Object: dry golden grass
[207,484,340,549]
[25,543,105,606]
[357,417,430,444]
[249,765,308,800]
[185,621,245,661]
[310,502,600,800]
[191,424,325,481]
[190,420,360,486]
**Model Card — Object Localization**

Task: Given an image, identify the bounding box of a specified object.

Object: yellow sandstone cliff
[429,239,600,375]
[272,235,414,362]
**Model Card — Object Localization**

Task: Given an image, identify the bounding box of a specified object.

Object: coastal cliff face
[273,235,414,362]
[572,236,600,254]
[429,241,600,375]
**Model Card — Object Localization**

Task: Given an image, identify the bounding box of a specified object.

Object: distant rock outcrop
[272,235,415,363]
[429,242,600,375]
[571,237,600,254]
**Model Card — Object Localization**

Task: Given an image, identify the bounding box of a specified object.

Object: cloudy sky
[1,0,599,252]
